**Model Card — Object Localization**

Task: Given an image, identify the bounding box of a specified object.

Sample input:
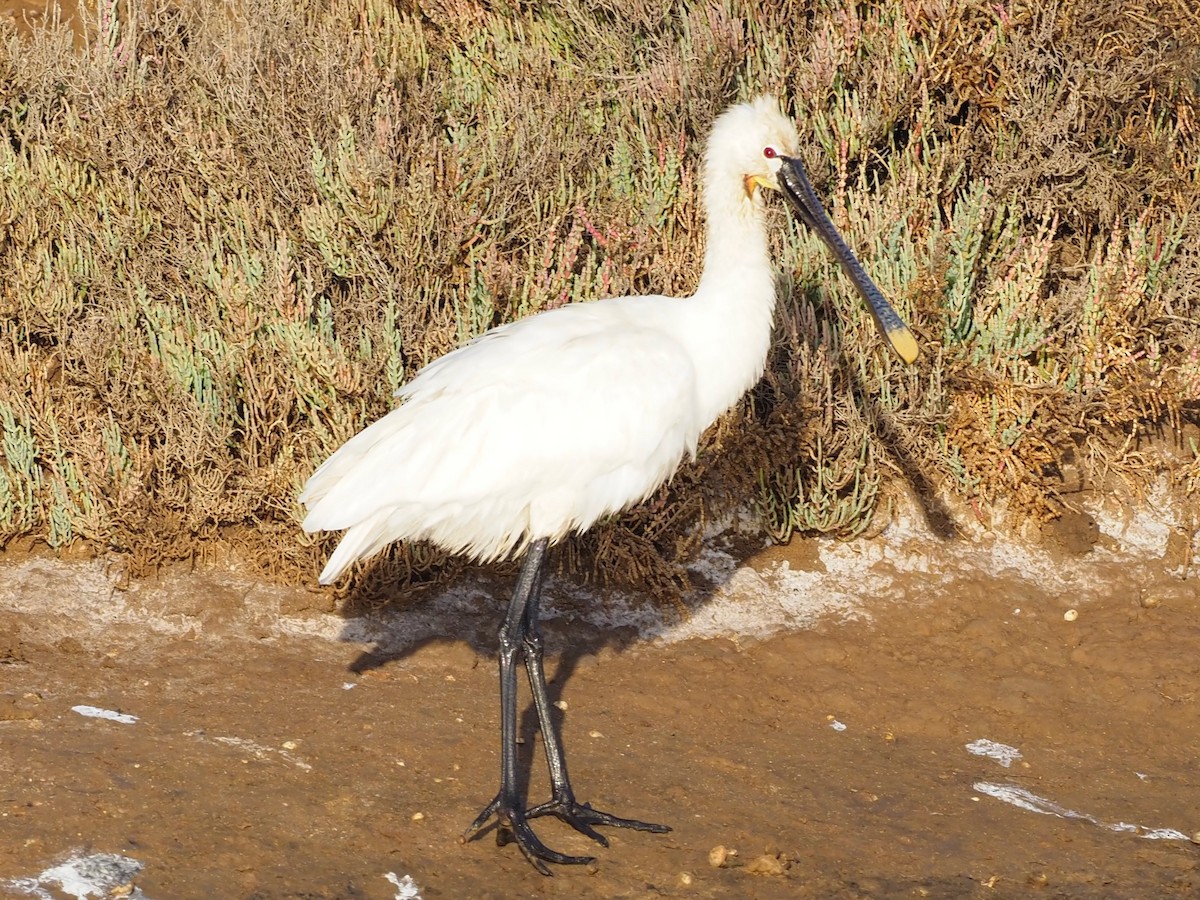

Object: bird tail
[316,510,395,584]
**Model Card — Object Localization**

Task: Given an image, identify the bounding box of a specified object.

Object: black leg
[462,539,594,874]
[521,557,671,843]
[463,537,670,874]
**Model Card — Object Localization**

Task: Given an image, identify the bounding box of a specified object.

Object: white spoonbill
[301,95,918,873]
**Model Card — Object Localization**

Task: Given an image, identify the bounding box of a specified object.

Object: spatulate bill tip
[887,326,920,364]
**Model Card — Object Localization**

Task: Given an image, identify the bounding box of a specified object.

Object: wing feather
[302,298,703,578]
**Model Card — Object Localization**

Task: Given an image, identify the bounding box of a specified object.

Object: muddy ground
[1,505,1198,899]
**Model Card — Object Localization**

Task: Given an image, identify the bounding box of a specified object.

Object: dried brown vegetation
[0,0,1197,597]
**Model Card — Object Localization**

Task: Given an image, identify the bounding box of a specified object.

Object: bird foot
[526,793,672,847]
[463,794,596,875]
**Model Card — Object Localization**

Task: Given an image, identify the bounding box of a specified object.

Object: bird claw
[463,794,596,875]
[526,794,672,846]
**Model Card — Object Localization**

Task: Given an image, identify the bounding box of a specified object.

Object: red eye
[763,147,777,158]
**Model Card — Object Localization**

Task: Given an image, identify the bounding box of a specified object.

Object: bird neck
[695,184,775,304]
[683,174,778,428]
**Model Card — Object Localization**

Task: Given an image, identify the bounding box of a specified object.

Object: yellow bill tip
[888,326,920,365]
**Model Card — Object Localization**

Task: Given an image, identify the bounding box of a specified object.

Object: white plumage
[301,96,799,582]
[301,95,918,873]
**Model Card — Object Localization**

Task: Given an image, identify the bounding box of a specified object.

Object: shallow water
[1,520,1197,898]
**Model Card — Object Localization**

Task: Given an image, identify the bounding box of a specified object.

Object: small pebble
[282,741,298,750]
[411,812,425,822]
[708,845,729,868]
[1191,831,1200,845]
[1063,609,1079,622]
[678,872,693,886]
[743,853,787,876]
[1139,594,1161,609]
[588,730,603,738]
[554,700,568,711]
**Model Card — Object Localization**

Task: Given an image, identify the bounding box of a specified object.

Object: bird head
[705,95,920,364]
[704,95,801,202]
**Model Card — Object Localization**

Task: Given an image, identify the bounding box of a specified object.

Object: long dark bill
[777,155,919,364]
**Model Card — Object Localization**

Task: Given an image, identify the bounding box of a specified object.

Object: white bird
[301,95,918,873]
